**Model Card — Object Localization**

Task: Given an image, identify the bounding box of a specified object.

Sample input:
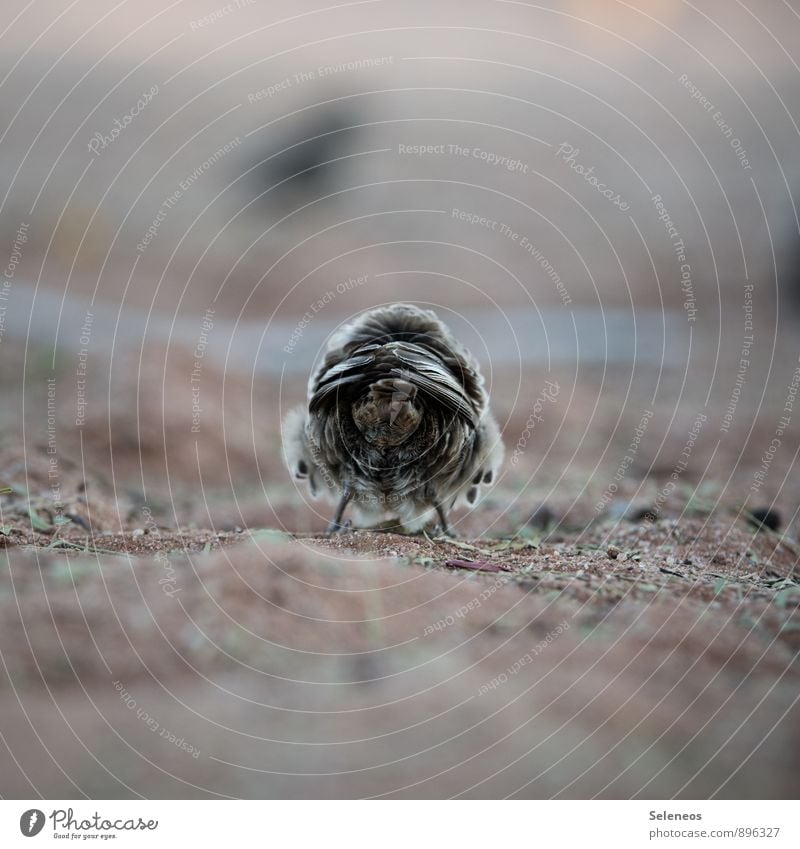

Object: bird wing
[308,372,364,413]
[308,339,477,426]
[388,342,477,425]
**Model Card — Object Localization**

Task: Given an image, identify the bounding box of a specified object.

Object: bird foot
[326,518,353,535]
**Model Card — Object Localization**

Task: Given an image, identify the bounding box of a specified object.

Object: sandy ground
[1,0,799,803]
[1,421,798,798]
[1,331,799,798]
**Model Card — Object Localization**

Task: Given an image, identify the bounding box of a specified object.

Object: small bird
[283,303,504,534]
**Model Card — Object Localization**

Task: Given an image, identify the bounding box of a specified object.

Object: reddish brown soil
[1,458,798,798]
[1,349,799,798]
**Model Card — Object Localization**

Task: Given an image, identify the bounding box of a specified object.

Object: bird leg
[327,486,354,534]
[435,503,454,538]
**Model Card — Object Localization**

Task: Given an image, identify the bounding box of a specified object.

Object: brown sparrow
[283,304,504,534]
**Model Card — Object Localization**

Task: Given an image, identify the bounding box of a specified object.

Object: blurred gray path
[8,284,688,374]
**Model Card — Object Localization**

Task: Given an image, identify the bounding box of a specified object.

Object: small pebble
[131,528,145,537]
[628,505,658,523]
[747,507,782,532]
[528,504,555,531]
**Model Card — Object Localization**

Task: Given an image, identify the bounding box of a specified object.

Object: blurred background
[1,0,799,516]
[0,0,799,799]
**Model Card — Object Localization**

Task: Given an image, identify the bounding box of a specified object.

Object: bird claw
[432,505,454,538]
[326,518,353,535]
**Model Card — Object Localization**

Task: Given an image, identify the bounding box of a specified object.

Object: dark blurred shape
[628,504,659,523]
[243,103,361,206]
[527,503,555,531]
[747,506,782,532]
[778,223,800,313]
[350,654,384,685]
